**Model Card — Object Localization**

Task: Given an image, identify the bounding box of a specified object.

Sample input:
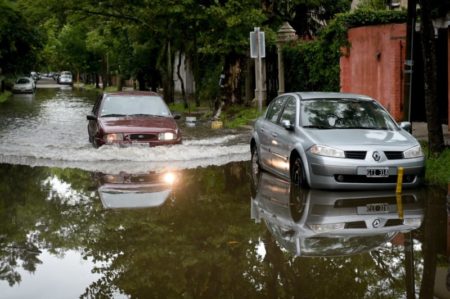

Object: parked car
[12,77,36,94]
[251,171,424,257]
[57,73,73,85]
[87,91,182,147]
[250,92,425,190]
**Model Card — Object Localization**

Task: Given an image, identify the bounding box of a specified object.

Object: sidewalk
[412,122,450,146]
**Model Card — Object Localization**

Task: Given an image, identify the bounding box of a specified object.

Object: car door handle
[271,133,278,138]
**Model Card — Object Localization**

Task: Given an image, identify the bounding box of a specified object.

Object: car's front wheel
[291,155,308,188]
[251,144,261,177]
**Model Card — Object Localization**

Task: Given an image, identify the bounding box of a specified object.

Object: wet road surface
[0,87,449,298]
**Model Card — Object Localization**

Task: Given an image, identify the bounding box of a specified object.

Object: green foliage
[425,147,450,187]
[0,0,43,74]
[284,8,407,92]
[222,105,261,129]
[342,8,407,28]
[0,91,12,103]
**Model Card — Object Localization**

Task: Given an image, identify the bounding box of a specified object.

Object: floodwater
[0,87,449,298]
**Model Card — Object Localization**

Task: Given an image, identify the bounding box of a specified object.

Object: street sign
[250,29,265,58]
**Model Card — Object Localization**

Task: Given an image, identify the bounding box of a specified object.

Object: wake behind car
[12,77,35,94]
[87,91,182,147]
[250,92,425,190]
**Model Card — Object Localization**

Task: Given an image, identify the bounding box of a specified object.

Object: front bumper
[306,154,425,190]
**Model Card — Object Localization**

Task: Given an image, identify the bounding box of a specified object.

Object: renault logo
[372,219,381,228]
[372,151,381,162]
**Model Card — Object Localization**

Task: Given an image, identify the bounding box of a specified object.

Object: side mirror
[87,114,97,121]
[399,121,412,133]
[281,120,294,131]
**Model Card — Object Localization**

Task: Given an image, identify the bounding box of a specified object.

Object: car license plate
[357,203,390,214]
[366,167,389,177]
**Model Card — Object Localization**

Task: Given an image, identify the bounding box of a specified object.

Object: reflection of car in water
[251,171,424,257]
[96,171,177,209]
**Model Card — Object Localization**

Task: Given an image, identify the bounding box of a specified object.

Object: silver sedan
[250,92,425,190]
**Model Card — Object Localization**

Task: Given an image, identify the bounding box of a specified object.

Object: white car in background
[57,73,73,85]
[12,77,36,94]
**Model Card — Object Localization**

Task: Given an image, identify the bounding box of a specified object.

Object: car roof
[292,92,373,101]
[104,91,161,97]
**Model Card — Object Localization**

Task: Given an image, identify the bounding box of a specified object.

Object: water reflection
[95,171,177,209]
[1,163,450,298]
[251,171,424,257]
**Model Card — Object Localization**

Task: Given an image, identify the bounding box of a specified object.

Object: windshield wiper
[129,113,162,117]
[101,114,127,117]
[346,126,386,130]
[302,125,332,129]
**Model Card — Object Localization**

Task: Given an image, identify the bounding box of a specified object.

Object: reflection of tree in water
[1,163,444,298]
[0,240,41,286]
[79,163,263,298]
[0,164,99,287]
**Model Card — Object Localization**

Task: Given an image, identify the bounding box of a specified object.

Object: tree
[0,0,42,75]
[417,0,446,154]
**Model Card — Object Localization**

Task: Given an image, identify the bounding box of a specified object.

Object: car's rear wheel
[291,155,308,188]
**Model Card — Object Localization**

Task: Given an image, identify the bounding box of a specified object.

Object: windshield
[300,99,398,130]
[16,78,30,84]
[100,95,171,117]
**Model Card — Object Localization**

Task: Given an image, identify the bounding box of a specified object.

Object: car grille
[384,151,404,160]
[345,221,366,229]
[385,219,404,227]
[129,134,158,141]
[345,151,367,159]
[344,219,406,229]
[334,175,415,184]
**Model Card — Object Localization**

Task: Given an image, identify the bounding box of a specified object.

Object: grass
[221,105,262,128]
[425,146,450,187]
[168,102,262,129]
[0,91,12,103]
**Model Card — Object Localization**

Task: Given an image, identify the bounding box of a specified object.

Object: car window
[279,97,296,125]
[16,78,30,84]
[300,98,398,130]
[100,95,171,117]
[265,97,286,123]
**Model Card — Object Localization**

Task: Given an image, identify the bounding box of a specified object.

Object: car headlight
[104,133,124,144]
[158,132,175,141]
[403,145,424,159]
[403,218,422,227]
[309,145,345,158]
[309,223,346,233]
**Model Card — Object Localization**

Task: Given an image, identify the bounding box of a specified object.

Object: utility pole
[403,0,416,122]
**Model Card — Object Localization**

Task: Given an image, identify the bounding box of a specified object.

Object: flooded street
[1,88,450,298]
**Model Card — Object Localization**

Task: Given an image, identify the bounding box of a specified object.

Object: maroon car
[87,91,182,147]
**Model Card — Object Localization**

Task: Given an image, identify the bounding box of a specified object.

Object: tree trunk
[177,51,188,109]
[419,0,444,154]
[163,40,174,104]
[117,74,123,91]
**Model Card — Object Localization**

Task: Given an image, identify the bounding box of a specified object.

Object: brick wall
[340,24,406,121]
